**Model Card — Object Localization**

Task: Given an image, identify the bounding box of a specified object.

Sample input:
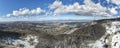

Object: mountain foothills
[0,18,120,48]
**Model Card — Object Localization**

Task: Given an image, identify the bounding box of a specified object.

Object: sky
[0,0,120,21]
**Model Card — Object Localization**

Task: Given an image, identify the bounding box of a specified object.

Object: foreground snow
[89,21,120,48]
[2,35,39,48]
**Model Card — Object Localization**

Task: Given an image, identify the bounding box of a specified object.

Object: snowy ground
[63,28,78,34]
[89,21,120,48]
[2,35,39,48]
[112,33,120,48]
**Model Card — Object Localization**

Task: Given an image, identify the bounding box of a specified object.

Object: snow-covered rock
[1,35,39,48]
[89,21,120,48]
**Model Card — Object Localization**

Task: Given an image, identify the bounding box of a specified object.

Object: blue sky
[0,0,120,21]
[0,0,84,15]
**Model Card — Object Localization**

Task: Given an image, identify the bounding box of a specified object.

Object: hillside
[0,18,120,48]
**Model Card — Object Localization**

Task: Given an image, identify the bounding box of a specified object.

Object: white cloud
[111,0,120,5]
[49,0,62,9]
[49,0,118,16]
[6,8,44,16]
[108,7,118,14]
[6,14,11,17]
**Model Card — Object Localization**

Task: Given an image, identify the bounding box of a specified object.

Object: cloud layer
[6,8,44,16]
[49,0,118,16]
[111,0,120,5]
[6,0,119,17]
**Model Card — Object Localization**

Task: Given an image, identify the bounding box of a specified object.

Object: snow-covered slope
[89,21,120,48]
[1,35,39,48]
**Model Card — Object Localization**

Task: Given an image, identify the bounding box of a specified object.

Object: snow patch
[112,33,120,48]
[2,35,39,48]
[106,21,120,34]
[89,21,120,48]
